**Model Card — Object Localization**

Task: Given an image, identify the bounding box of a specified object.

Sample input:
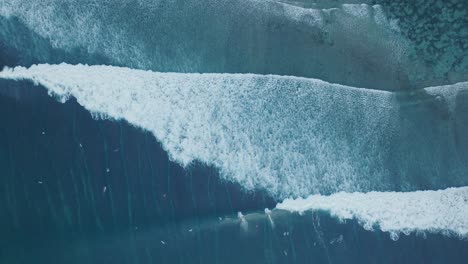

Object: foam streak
[276,187,468,239]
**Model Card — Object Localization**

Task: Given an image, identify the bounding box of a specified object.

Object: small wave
[276,187,468,239]
[1,64,468,199]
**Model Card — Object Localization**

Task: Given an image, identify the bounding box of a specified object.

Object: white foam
[276,187,468,239]
[1,64,467,199]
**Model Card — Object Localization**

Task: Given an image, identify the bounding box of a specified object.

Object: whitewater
[277,187,468,239]
[1,63,467,200]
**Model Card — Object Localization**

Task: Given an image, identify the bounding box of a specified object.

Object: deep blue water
[1,1,468,263]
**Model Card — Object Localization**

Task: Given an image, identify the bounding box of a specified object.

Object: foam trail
[1,64,468,199]
[276,187,468,239]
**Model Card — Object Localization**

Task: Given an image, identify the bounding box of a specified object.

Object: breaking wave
[1,63,467,199]
[276,186,468,239]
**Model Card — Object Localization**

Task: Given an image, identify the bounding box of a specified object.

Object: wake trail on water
[1,63,468,199]
[277,186,468,240]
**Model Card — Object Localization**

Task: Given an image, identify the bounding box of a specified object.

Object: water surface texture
[0,1,467,264]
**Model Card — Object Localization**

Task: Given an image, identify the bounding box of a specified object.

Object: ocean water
[0,1,467,263]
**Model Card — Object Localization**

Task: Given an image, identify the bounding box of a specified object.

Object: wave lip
[276,187,468,240]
